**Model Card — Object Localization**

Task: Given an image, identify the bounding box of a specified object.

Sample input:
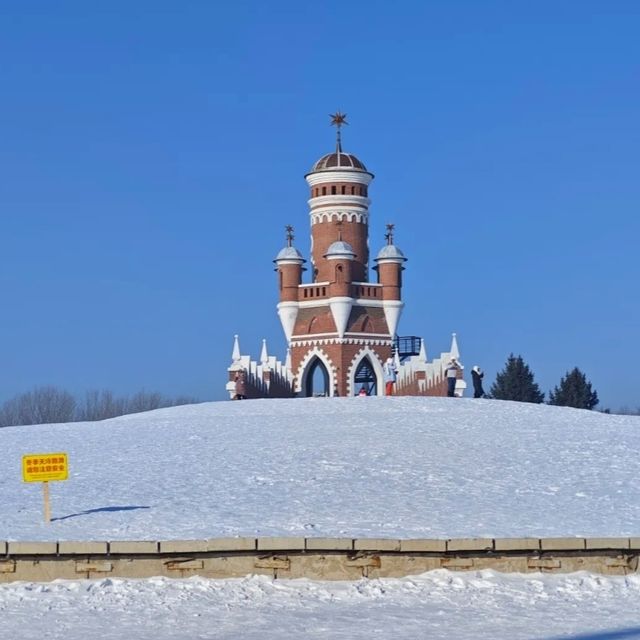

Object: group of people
[374,356,486,399]
[236,357,486,400]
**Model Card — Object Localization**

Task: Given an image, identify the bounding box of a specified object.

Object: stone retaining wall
[1,537,639,583]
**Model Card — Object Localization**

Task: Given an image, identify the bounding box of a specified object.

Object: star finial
[285,225,294,247]
[385,223,395,245]
[329,111,348,152]
[329,111,348,128]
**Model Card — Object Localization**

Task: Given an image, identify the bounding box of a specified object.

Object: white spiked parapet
[277,301,300,342]
[328,297,353,338]
[382,300,404,338]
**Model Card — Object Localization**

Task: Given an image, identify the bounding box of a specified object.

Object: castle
[227,114,465,399]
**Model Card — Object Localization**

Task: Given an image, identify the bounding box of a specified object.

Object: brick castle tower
[227,114,465,399]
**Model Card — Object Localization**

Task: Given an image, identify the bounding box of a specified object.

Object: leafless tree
[0,386,76,427]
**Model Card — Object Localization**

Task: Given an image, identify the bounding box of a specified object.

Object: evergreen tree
[548,367,599,410]
[490,354,545,403]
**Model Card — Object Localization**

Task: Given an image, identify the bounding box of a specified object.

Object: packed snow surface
[3,571,640,640]
[1,396,639,541]
[3,397,640,639]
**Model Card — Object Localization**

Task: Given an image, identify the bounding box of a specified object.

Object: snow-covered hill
[2,396,639,541]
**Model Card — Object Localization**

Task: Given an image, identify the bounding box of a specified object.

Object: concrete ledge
[8,542,58,555]
[0,541,6,556]
[207,538,256,552]
[400,539,446,553]
[585,538,630,550]
[447,538,494,552]
[109,541,159,554]
[256,537,306,551]
[540,538,586,551]
[494,538,540,552]
[305,538,353,551]
[159,540,209,554]
[354,539,400,552]
[59,541,108,555]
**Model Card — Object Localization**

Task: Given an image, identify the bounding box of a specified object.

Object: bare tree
[76,390,127,422]
[0,386,76,427]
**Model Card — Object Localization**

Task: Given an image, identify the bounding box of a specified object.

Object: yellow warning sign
[22,453,69,483]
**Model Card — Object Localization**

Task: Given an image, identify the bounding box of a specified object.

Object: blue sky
[1,1,638,410]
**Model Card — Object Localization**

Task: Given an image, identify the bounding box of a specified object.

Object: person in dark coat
[471,365,485,399]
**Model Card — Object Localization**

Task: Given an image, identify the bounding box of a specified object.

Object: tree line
[488,353,608,411]
[0,386,199,428]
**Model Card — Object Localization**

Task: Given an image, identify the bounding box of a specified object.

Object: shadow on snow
[52,505,150,521]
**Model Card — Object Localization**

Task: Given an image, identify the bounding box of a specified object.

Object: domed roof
[375,244,407,261]
[311,151,368,173]
[274,246,305,262]
[324,240,356,259]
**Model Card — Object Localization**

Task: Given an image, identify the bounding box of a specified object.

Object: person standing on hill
[383,357,397,396]
[445,358,462,397]
[471,365,485,399]
[234,370,247,400]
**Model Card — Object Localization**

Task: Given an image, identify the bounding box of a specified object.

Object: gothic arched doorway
[354,357,377,396]
[305,357,330,397]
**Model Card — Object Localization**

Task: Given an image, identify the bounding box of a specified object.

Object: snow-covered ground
[3,396,640,639]
[1,396,639,540]
[3,571,640,639]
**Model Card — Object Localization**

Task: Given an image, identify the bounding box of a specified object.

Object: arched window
[331,186,337,195]
[354,357,377,396]
[341,185,346,194]
[336,264,344,283]
[308,316,318,333]
[305,357,330,397]
[361,315,372,333]
[322,186,327,196]
[279,270,283,291]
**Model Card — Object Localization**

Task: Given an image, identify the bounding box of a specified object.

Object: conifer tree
[548,367,599,410]
[490,354,545,403]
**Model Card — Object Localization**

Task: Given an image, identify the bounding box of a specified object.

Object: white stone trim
[296,298,386,309]
[291,337,393,347]
[309,195,370,208]
[346,347,385,397]
[305,172,374,187]
[295,347,337,397]
[290,331,391,340]
[277,301,300,342]
[310,210,369,225]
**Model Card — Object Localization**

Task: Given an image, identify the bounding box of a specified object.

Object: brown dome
[311,152,368,172]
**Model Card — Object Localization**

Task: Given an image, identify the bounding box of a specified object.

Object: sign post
[22,453,69,523]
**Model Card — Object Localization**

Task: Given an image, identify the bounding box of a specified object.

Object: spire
[330,111,348,153]
[385,223,395,245]
[260,338,269,366]
[450,332,460,359]
[232,334,241,363]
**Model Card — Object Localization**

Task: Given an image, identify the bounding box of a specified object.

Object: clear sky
[1,1,638,410]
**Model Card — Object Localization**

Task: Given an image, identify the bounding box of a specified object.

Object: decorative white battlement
[226,336,294,399]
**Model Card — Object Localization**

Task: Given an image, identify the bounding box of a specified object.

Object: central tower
[274,113,406,397]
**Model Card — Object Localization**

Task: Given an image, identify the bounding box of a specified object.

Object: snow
[3,396,640,639]
[3,571,640,639]
[1,396,639,541]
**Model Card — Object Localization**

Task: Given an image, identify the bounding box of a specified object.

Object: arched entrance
[305,357,330,397]
[354,357,377,396]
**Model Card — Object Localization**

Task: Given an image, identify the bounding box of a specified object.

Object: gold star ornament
[329,111,348,128]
